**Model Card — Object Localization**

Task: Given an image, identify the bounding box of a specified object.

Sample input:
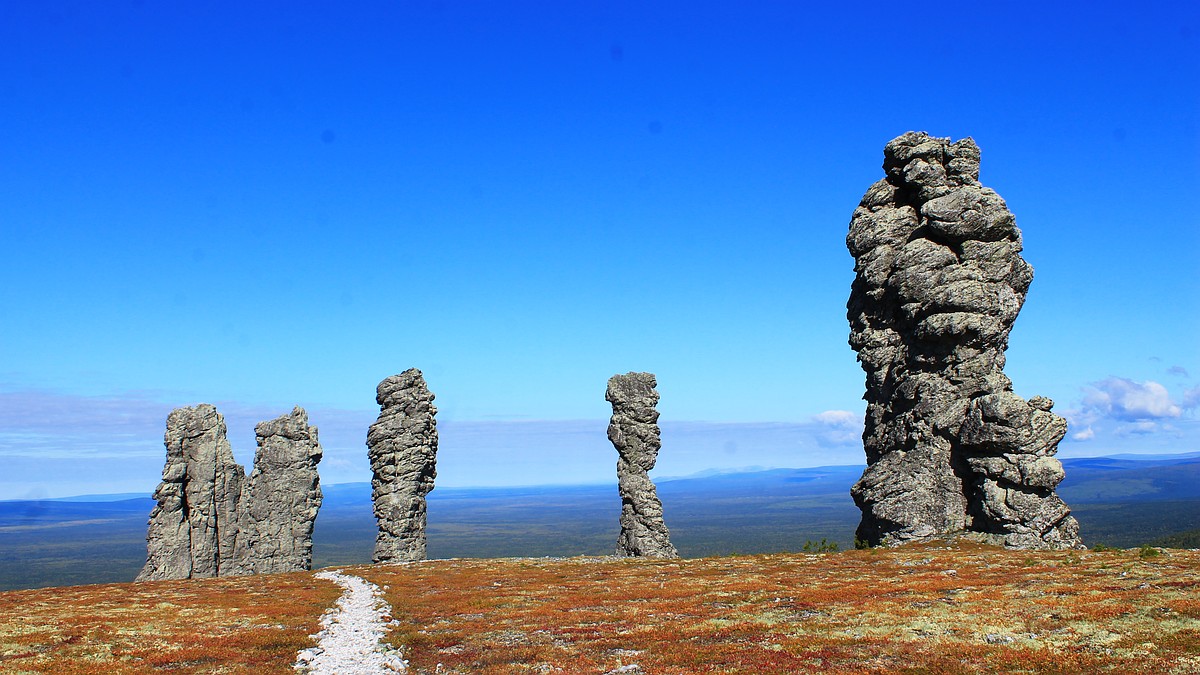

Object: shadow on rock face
[846,132,1083,551]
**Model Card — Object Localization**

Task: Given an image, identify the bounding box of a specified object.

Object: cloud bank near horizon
[0,386,870,499]
[1,376,1197,500]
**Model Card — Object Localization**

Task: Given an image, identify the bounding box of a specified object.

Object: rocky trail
[294,570,408,674]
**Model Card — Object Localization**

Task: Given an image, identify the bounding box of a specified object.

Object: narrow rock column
[845,131,1082,549]
[137,404,245,581]
[607,372,678,558]
[367,368,438,563]
[231,406,324,575]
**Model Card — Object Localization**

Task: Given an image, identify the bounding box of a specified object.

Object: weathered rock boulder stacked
[137,405,323,581]
[367,368,439,563]
[846,131,1082,549]
[607,372,678,558]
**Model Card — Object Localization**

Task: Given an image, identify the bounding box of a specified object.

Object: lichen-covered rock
[607,372,678,558]
[230,407,323,575]
[846,131,1082,550]
[137,404,245,581]
[368,369,438,563]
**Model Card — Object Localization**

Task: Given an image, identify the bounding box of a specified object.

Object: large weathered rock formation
[137,404,245,581]
[231,407,324,574]
[138,404,324,581]
[368,369,438,563]
[607,372,678,558]
[846,131,1082,550]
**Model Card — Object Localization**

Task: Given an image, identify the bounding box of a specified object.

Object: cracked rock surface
[846,131,1082,550]
[137,404,245,581]
[368,368,438,563]
[231,406,324,575]
[607,372,678,558]
[138,404,325,580]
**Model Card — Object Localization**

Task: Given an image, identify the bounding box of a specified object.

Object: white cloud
[0,389,171,459]
[0,384,873,497]
[1061,377,1197,445]
[811,410,856,425]
[1070,426,1095,442]
[809,410,863,448]
[1116,420,1161,436]
[1080,377,1181,422]
[1184,386,1200,411]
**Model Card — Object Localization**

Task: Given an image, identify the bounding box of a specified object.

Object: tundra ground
[1,542,1197,674]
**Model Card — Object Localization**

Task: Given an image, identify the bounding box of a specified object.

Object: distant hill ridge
[6,452,1198,505]
[1,452,1197,590]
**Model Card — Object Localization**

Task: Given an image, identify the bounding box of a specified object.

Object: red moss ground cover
[350,542,1200,674]
[0,571,339,674]
[2,542,1196,674]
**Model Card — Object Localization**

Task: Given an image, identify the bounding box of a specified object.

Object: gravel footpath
[294,570,408,674]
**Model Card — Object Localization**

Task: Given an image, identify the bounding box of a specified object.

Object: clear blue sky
[1,2,1197,498]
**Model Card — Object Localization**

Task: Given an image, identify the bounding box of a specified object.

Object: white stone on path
[294,570,408,674]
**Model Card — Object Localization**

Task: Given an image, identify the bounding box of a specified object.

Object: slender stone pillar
[231,406,323,574]
[137,404,245,581]
[607,372,678,558]
[368,368,438,563]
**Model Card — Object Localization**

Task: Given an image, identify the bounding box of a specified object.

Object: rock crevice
[846,131,1082,550]
[138,404,324,581]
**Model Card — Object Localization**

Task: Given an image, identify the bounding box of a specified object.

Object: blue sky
[1,2,1197,498]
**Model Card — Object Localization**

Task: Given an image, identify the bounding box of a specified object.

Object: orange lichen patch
[348,543,1200,674]
[0,571,339,674]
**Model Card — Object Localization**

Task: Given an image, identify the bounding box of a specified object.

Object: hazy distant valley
[2,453,1198,592]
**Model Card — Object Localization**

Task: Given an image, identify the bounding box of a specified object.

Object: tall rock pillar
[368,368,438,563]
[846,131,1082,549]
[137,404,245,581]
[231,407,324,575]
[607,372,678,558]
